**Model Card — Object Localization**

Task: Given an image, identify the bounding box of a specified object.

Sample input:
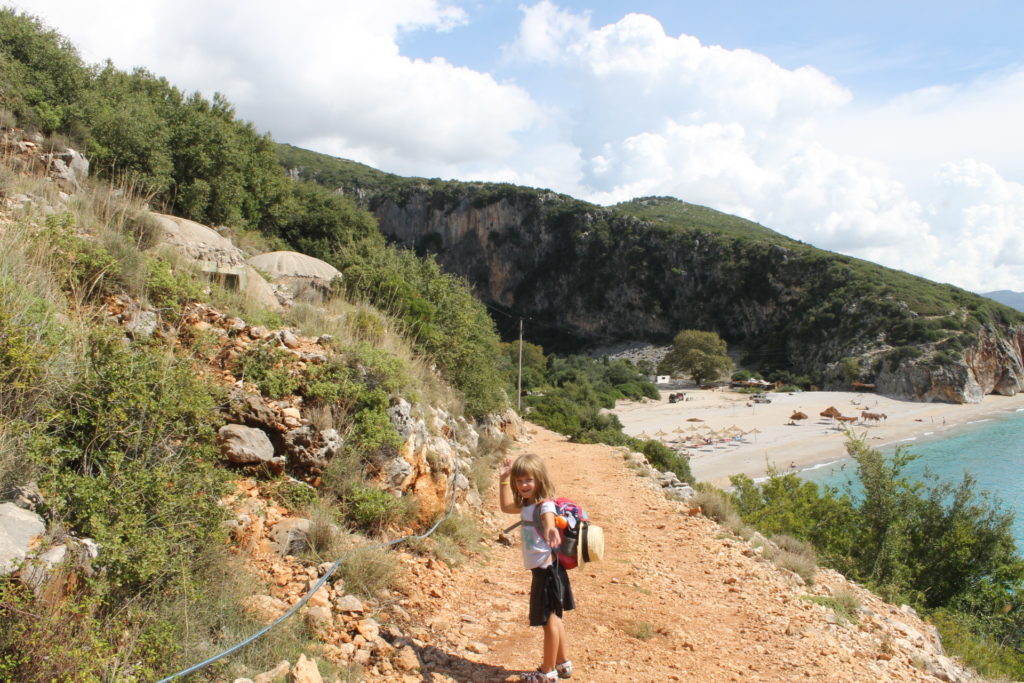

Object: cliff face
[366,188,1024,403]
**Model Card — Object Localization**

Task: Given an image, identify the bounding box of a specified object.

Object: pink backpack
[506,497,603,569]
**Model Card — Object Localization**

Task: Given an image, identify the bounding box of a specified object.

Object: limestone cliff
[359,183,1024,404]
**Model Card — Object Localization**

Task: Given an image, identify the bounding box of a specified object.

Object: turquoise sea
[800,408,1024,552]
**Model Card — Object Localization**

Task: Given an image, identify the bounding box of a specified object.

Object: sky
[10,0,1024,294]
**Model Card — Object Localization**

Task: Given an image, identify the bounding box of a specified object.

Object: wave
[802,458,845,472]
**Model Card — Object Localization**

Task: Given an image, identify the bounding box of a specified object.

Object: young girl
[499,453,574,682]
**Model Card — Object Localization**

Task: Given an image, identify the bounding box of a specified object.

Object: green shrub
[267,479,319,512]
[234,340,300,398]
[802,594,857,624]
[142,255,204,312]
[625,621,655,640]
[0,579,112,682]
[930,609,1024,679]
[33,328,229,595]
[345,484,406,536]
[636,439,693,483]
[335,243,507,417]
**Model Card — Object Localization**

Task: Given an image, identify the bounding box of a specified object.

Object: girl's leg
[542,613,561,672]
[554,615,568,665]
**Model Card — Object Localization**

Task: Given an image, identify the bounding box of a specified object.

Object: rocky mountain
[279,145,1024,404]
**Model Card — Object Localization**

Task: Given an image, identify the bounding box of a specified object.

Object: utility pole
[517,318,524,413]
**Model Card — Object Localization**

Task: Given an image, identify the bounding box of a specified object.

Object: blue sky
[403,1,1020,94]
[10,0,1024,293]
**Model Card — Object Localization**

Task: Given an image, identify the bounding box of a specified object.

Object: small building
[648,375,673,385]
[146,212,280,310]
[247,251,343,306]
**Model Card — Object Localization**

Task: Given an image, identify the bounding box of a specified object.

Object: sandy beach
[609,387,1024,486]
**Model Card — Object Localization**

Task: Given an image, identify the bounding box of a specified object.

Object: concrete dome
[247,251,342,283]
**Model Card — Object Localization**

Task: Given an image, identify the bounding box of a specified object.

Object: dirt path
[405,424,941,682]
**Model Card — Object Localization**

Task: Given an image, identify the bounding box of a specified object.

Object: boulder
[0,502,45,575]
[124,309,158,339]
[244,594,290,623]
[219,424,277,464]
[253,660,291,683]
[394,645,420,672]
[229,390,278,430]
[290,654,323,683]
[268,518,311,557]
[334,594,365,613]
[3,482,43,511]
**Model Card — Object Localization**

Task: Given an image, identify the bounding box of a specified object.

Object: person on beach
[499,454,575,682]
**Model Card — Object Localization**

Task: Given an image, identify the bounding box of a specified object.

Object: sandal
[556,660,573,679]
[520,670,557,683]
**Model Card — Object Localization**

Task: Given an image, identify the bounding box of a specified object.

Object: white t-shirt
[520,500,557,569]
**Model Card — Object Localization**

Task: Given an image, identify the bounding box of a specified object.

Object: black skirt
[528,561,575,626]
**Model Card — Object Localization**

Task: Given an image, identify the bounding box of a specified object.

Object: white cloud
[504,3,1024,293]
[10,1,1024,292]
[14,0,543,168]
[917,160,1024,290]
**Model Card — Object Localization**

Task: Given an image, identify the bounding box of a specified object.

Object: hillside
[227,423,980,682]
[277,145,1024,405]
[0,13,1018,680]
[0,135,993,682]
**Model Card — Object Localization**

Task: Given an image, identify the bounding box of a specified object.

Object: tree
[659,329,733,385]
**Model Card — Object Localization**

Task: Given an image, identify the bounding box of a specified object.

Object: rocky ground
[234,425,980,683]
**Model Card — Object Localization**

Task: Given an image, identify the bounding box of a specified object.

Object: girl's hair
[508,453,555,507]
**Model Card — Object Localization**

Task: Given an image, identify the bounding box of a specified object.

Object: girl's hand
[545,525,561,550]
[498,457,512,480]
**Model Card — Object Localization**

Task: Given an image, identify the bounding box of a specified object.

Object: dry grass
[765,535,818,585]
[690,486,740,527]
[336,542,401,599]
[626,620,655,641]
[304,501,344,561]
[285,298,462,415]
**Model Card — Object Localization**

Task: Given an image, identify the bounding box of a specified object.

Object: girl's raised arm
[498,457,519,514]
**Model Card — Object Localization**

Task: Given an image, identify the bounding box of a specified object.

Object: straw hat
[580,521,605,563]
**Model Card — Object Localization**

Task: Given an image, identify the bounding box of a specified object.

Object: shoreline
[609,387,1024,487]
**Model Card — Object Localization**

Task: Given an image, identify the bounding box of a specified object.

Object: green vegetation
[625,620,655,641]
[519,353,693,483]
[659,329,734,385]
[279,143,1024,387]
[332,243,507,417]
[614,196,799,245]
[802,591,861,625]
[0,8,509,417]
[727,437,1024,677]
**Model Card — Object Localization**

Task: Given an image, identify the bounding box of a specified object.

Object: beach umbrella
[747,427,761,443]
[638,432,650,439]
[790,411,808,423]
[687,417,704,422]
[655,429,667,436]
[673,427,686,434]
[820,406,842,419]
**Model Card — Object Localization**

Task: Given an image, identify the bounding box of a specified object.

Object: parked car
[751,393,772,404]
